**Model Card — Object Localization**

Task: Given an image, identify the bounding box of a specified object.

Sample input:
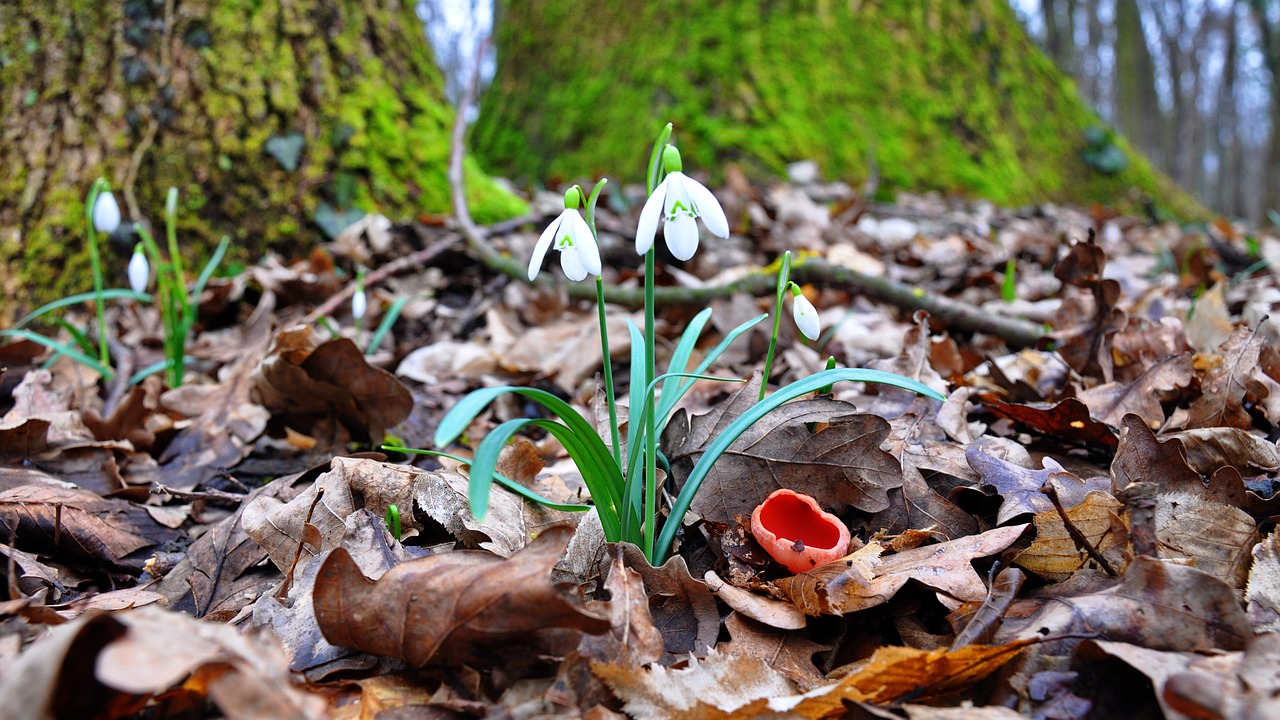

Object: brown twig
[1041,479,1118,576]
[302,232,462,324]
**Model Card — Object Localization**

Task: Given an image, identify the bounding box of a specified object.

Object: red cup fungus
[750,488,851,574]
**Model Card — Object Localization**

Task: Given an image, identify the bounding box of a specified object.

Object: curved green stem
[643,248,658,561]
[596,277,622,466]
[759,250,792,401]
[84,178,112,375]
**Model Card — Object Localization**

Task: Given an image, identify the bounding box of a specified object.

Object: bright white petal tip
[127,251,149,294]
[664,214,700,260]
[684,177,729,238]
[352,289,367,320]
[792,294,821,341]
[93,191,121,234]
[635,179,667,255]
[529,213,563,281]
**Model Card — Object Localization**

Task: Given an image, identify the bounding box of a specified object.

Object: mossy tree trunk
[0,0,524,323]
[474,0,1199,217]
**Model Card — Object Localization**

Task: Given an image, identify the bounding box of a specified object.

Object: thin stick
[1041,480,1118,576]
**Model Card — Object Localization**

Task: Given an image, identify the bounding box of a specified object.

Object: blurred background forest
[425,0,1280,224]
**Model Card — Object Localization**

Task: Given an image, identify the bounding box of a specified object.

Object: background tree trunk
[0,0,524,322]
[473,0,1200,216]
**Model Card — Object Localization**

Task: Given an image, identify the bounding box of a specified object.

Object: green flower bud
[661,144,683,173]
[564,185,583,210]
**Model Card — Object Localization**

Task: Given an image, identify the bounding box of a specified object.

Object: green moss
[475,0,1201,218]
[0,0,525,320]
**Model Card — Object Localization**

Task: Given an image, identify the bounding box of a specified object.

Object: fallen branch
[445,47,1045,349]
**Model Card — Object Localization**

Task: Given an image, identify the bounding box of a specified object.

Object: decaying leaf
[775,525,1027,615]
[1162,426,1280,474]
[665,382,902,525]
[314,524,609,667]
[0,485,180,573]
[978,396,1118,450]
[252,325,413,442]
[619,544,721,661]
[1075,353,1193,429]
[593,649,795,720]
[1247,530,1280,633]
[1112,414,1202,492]
[1015,489,1129,580]
[1154,491,1256,588]
[704,570,806,630]
[1187,324,1280,430]
[968,447,1110,524]
[717,612,830,691]
[998,557,1251,652]
[0,607,325,719]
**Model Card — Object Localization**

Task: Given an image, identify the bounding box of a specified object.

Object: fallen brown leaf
[314,524,609,667]
[1187,324,1280,430]
[968,447,1111,524]
[1014,490,1130,580]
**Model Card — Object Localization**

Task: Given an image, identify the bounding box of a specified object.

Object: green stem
[596,277,622,466]
[643,249,658,562]
[84,179,111,376]
[758,250,792,401]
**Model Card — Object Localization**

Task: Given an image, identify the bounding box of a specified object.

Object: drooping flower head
[528,186,603,282]
[127,244,149,294]
[352,271,367,321]
[635,145,728,261]
[93,189,121,234]
[789,282,820,341]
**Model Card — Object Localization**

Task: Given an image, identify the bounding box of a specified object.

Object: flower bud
[352,288,367,320]
[93,190,121,234]
[128,244,149,294]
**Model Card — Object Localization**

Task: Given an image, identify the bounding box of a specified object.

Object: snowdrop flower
[352,287,367,321]
[528,186,602,282]
[789,283,820,341]
[92,190,121,234]
[636,145,728,261]
[127,244,149,294]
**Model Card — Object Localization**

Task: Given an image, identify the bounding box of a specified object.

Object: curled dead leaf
[314,524,609,667]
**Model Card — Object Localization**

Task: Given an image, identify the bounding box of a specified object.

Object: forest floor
[2,168,1280,719]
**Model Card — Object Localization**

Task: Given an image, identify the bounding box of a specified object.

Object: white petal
[664,214,700,260]
[529,212,565,280]
[635,178,667,255]
[351,289,367,320]
[93,191,121,234]
[127,252,149,294]
[567,212,602,276]
[792,294,821,341]
[684,176,729,238]
[664,172,695,219]
[560,245,589,281]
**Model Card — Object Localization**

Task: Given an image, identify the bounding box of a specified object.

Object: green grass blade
[386,447,592,513]
[653,368,946,563]
[191,235,231,305]
[50,319,96,357]
[129,359,172,386]
[0,329,110,376]
[658,307,712,421]
[366,296,409,355]
[16,289,151,329]
[655,313,766,429]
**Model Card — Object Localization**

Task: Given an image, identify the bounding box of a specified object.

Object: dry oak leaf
[0,607,325,720]
[775,524,1028,616]
[1014,490,1130,581]
[593,649,795,720]
[1088,632,1280,720]
[578,552,665,667]
[665,382,901,526]
[1186,324,1280,430]
[314,524,609,667]
[1075,353,1193,429]
[1154,491,1257,588]
[717,612,830,691]
[967,447,1110,525]
[252,325,412,442]
[998,557,1251,653]
[1162,426,1280,475]
[619,543,721,661]
[978,395,1118,450]
[704,570,806,630]
[1247,530,1280,633]
[0,485,180,573]
[1112,414,1202,492]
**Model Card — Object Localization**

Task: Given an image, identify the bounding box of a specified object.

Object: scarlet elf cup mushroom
[750,489,852,573]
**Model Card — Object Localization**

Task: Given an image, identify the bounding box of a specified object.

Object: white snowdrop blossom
[527,187,602,282]
[93,190,121,234]
[127,245,149,294]
[790,283,820,341]
[635,145,728,261]
[352,288,367,320]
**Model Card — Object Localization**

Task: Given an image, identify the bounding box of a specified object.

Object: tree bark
[0,0,524,322]
[475,0,1201,218]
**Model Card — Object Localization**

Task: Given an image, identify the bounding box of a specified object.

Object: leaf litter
[3,177,1280,718]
